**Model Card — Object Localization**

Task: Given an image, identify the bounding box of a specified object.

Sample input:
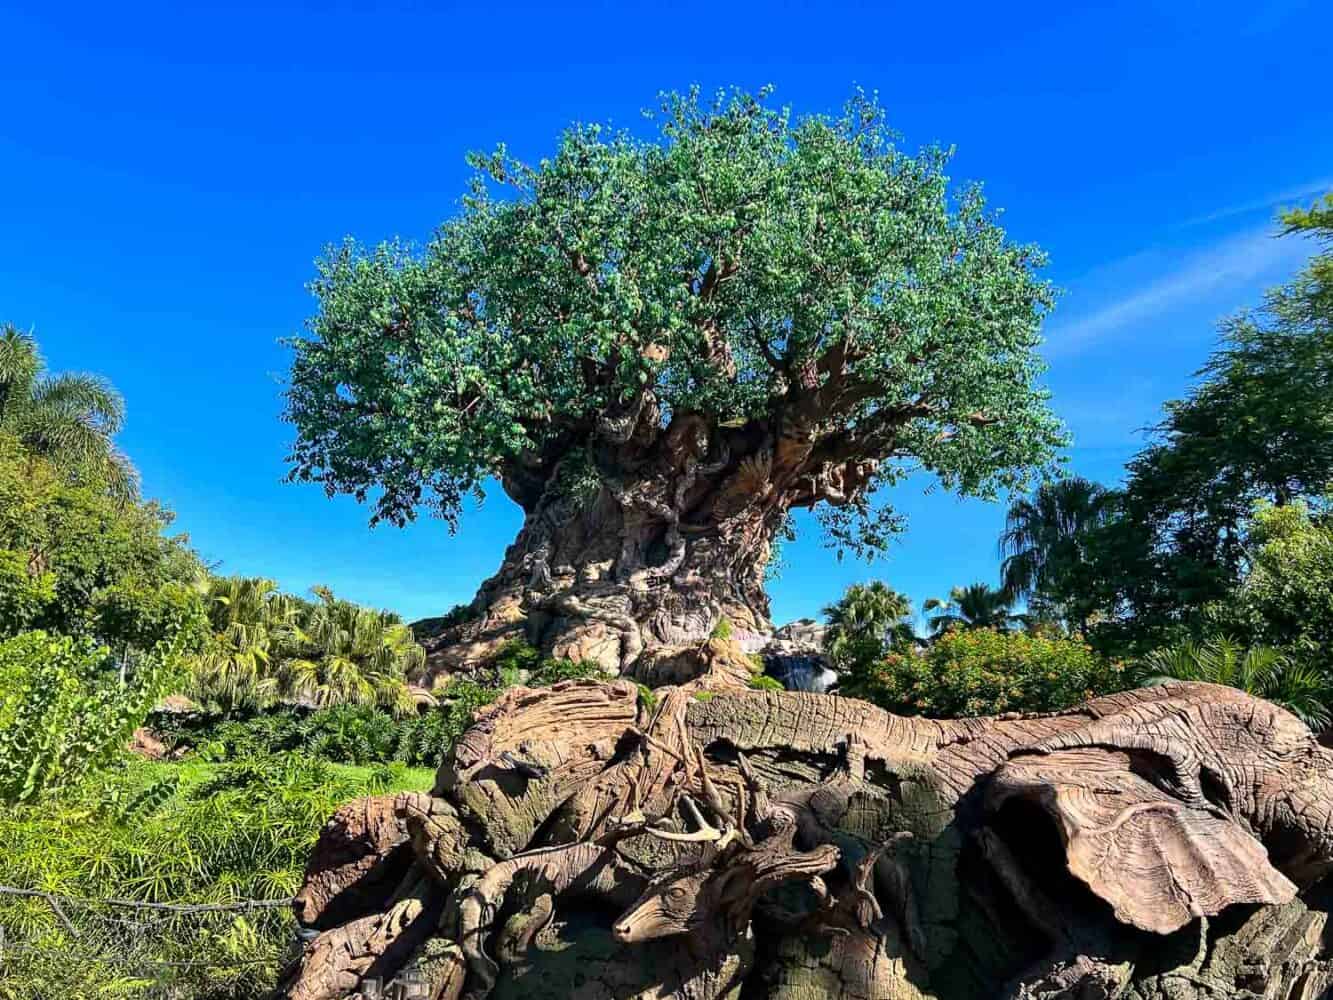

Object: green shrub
[848,627,1125,717]
[0,755,433,1000]
[711,617,733,640]
[748,674,785,692]
[0,630,187,802]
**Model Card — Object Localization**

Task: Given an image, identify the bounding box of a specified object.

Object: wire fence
[0,885,299,999]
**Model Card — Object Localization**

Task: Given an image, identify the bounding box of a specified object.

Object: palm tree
[0,324,135,496]
[822,582,917,667]
[924,583,1022,635]
[276,586,423,716]
[999,477,1113,631]
[1137,636,1331,729]
[188,576,299,714]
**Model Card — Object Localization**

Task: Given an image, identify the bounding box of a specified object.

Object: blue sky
[2,1,1330,632]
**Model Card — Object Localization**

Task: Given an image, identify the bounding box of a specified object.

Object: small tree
[924,582,1021,635]
[999,477,1114,632]
[284,88,1063,673]
[822,581,915,676]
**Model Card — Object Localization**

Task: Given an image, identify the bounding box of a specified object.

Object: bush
[0,754,432,1000]
[0,629,189,802]
[847,627,1126,717]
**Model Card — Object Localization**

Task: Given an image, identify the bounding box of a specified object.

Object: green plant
[747,675,784,692]
[823,582,916,675]
[277,585,422,716]
[924,583,1023,634]
[1136,636,1331,729]
[0,323,135,496]
[0,630,185,803]
[711,618,733,640]
[849,627,1124,718]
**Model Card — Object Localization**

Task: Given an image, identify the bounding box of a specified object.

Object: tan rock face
[293,795,410,929]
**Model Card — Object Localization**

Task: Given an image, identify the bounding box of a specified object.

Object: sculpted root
[277,648,1333,1000]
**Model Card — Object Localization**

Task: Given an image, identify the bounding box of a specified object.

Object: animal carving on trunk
[277,671,1333,1000]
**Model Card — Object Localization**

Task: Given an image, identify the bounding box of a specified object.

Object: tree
[187,576,295,714]
[1137,636,1330,730]
[276,660,1333,1000]
[1085,198,1333,639]
[0,324,135,496]
[0,430,204,649]
[276,586,422,716]
[822,581,915,663]
[1203,499,1333,679]
[998,476,1114,631]
[284,88,1063,675]
[924,582,1021,634]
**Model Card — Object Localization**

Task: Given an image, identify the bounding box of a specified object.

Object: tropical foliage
[999,476,1113,631]
[0,323,135,497]
[0,754,431,1000]
[822,582,916,671]
[847,627,1124,717]
[1136,636,1331,729]
[185,577,427,717]
[924,582,1022,634]
[0,626,199,803]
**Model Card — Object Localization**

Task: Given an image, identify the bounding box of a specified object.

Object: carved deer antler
[643,796,739,851]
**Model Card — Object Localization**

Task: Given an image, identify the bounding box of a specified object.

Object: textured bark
[416,396,887,681]
[277,645,1333,1000]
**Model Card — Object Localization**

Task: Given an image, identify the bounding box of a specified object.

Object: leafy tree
[1136,636,1330,730]
[1084,200,1333,639]
[1206,500,1333,665]
[284,87,1063,671]
[0,324,135,496]
[277,586,423,716]
[822,581,916,674]
[0,430,204,649]
[924,582,1022,634]
[999,477,1114,631]
[846,627,1122,716]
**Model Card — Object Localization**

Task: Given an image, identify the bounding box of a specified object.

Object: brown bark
[414,372,899,683]
[276,645,1333,1000]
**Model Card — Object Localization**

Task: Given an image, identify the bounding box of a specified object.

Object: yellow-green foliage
[0,756,432,1000]
[0,629,196,803]
[849,627,1125,717]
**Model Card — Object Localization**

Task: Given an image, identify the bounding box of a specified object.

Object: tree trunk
[277,647,1333,1000]
[420,460,782,679]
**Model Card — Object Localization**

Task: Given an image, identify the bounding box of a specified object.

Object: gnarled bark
[415,392,892,682]
[277,652,1333,1000]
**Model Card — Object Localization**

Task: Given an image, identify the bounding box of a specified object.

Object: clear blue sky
[3,1,1330,632]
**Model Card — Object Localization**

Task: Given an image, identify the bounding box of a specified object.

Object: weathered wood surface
[275,646,1333,1000]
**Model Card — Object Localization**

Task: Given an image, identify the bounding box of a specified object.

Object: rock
[294,795,414,930]
[128,726,168,760]
[760,619,838,692]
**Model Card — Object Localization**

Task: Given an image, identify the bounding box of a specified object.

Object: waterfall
[763,653,838,693]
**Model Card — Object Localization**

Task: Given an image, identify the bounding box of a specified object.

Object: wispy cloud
[1177,177,1333,229]
[1043,225,1311,358]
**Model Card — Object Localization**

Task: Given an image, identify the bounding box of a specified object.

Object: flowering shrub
[845,627,1126,717]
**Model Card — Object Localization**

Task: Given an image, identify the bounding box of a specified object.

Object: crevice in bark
[278,667,1333,1000]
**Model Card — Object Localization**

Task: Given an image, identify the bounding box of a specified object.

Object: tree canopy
[286,88,1062,557]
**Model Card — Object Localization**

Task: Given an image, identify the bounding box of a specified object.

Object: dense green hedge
[843,626,1128,717]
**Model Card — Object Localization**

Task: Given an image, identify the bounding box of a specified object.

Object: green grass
[0,753,431,1000]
